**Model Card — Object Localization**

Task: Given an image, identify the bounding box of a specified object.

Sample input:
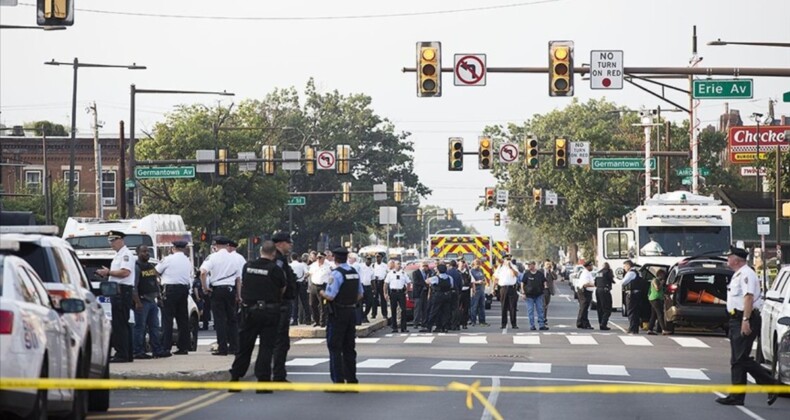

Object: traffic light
[417,41,441,97]
[37,0,75,26]
[262,145,276,175]
[416,208,423,222]
[200,231,208,242]
[478,137,493,170]
[554,138,567,168]
[252,236,261,245]
[485,187,495,209]
[494,213,501,226]
[304,146,315,176]
[448,138,463,171]
[525,135,539,169]
[342,182,351,203]
[533,188,542,205]
[393,181,404,202]
[337,144,351,175]
[549,40,574,97]
[217,148,229,177]
[446,209,453,220]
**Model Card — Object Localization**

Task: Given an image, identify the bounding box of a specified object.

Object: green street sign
[135,166,195,179]
[784,91,790,103]
[692,79,753,99]
[287,196,306,206]
[682,176,692,186]
[125,179,135,189]
[675,167,710,177]
[591,158,656,171]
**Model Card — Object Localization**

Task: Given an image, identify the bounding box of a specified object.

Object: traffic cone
[686,290,701,303]
[700,291,726,305]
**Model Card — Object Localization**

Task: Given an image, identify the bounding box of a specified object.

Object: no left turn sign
[499,143,519,163]
[317,151,336,170]
[454,54,487,86]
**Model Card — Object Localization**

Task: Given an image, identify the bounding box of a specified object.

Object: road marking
[664,368,710,381]
[139,391,223,420]
[510,363,551,373]
[432,360,477,371]
[608,321,628,333]
[587,364,629,376]
[197,338,217,346]
[460,336,488,344]
[405,336,434,344]
[513,336,541,345]
[294,338,325,345]
[107,407,172,412]
[285,358,329,366]
[356,337,381,344]
[159,392,231,420]
[713,392,767,420]
[357,358,405,369]
[619,336,652,346]
[481,377,501,420]
[90,415,155,419]
[669,337,710,348]
[566,335,598,345]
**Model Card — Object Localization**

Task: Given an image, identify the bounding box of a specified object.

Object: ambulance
[492,240,511,263]
[428,235,494,282]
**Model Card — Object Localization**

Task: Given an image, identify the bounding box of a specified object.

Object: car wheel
[190,315,199,352]
[770,342,780,382]
[88,355,110,412]
[24,357,48,420]
[63,354,88,420]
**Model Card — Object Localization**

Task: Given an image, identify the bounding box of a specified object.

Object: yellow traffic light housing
[217,148,229,177]
[554,138,567,168]
[337,145,351,175]
[485,187,495,209]
[393,181,404,202]
[448,138,463,171]
[446,209,454,220]
[478,137,493,170]
[416,208,423,222]
[417,42,442,97]
[533,188,542,205]
[37,0,74,26]
[549,40,574,97]
[262,145,276,175]
[525,135,539,169]
[304,146,315,176]
[494,213,501,226]
[342,182,351,203]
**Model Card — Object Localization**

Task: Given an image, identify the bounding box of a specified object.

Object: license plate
[98,296,110,304]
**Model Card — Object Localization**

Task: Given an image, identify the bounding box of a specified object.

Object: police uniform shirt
[620,269,638,288]
[155,251,193,286]
[727,264,762,312]
[494,262,517,286]
[290,260,308,283]
[231,251,247,281]
[576,269,595,291]
[308,261,331,285]
[110,245,136,286]
[203,248,239,287]
[384,269,410,290]
[357,263,374,287]
[373,262,388,280]
[199,256,212,284]
[241,258,286,303]
[324,263,364,299]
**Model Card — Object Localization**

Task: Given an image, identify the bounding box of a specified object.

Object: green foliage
[1,180,83,231]
[24,120,68,136]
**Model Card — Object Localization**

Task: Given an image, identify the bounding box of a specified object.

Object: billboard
[728,125,790,164]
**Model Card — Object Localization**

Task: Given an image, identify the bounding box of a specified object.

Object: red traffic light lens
[422,64,436,76]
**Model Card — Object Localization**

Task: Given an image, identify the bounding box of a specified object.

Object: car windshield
[66,234,153,250]
[638,226,731,257]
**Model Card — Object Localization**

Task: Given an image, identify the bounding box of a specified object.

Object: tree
[24,120,68,136]
[1,180,83,231]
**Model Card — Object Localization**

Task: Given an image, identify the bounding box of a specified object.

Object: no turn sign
[317,151,336,170]
[454,54,487,86]
[499,143,519,163]
[590,50,623,90]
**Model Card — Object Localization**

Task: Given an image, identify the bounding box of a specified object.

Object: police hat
[725,246,749,259]
[332,246,349,256]
[172,240,189,249]
[228,240,238,248]
[213,236,231,245]
[437,264,448,273]
[107,230,125,240]
[272,231,292,243]
[583,261,594,267]
[317,252,326,258]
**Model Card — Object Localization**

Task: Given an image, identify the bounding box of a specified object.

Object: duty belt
[729,309,759,319]
[243,301,280,310]
[334,303,357,309]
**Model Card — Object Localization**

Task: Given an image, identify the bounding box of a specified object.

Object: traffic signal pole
[402,65,790,77]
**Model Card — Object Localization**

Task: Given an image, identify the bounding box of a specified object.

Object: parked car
[761,265,790,374]
[0,226,113,415]
[661,256,732,334]
[0,244,86,419]
[775,317,790,385]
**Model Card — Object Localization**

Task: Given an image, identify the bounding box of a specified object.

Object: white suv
[0,226,113,415]
[761,265,790,376]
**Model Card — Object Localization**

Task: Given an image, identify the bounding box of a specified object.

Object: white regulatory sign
[590,50,623,90]
[454,54,487,86]
[316,151,336,170]
[569,141,590,166]
[757,217,770,236]
[545,191,558,206]
[496,189,509,205]
[499,143,519,163]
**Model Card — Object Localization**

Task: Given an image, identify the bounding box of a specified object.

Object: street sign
[238,152,256,172]
[316,151,336,170]
[545,190,558,206]
[379,206,398,225]
[681,176,692,186]
[287,196,306,206]
[282,151,301,171]
[757,217,770,236]
[498,143,519,163]
[453,54,486,86]
[135,166,195,179]
[784,91,790,103]
[589,50,623,89]
[496,189,509,205]
[569,141,590,165]
[728,125,790,163]
[125,179,135,189]
[591,158,656,171]
[692,79,753,99]
[675,167,710,177]
[740,166,768,177]
[373,183,387,201]
[195,149,215,173]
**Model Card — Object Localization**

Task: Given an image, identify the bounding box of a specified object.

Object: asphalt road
[89,291,790,420]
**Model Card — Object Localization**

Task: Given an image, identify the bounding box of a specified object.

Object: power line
[18,1,560,21]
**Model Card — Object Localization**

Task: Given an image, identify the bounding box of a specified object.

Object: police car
[761,265,790,378]
[0,226,113,414]
[0,242,86,419]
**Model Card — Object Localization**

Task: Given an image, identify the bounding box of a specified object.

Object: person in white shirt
[156,240,194,355]
[357,256,375,323]
[575,261,595,330]
[228,240,248,288]
[640,236,665,256]
[384,261,410,333]
[200,236,241,356]
[308,252,331,327]
[97,230,137,362]
[290,253,310,325]
[371,254,389,321]
[493,255,519,329]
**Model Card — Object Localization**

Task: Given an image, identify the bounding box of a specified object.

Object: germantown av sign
[728,125,790,164]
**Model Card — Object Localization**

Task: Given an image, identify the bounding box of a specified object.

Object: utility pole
[119,121,126,218]
[689,26,702,195]
[42,134,52,225]
[89,102,103,218]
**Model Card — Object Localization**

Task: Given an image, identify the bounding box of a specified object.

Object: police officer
[621,260,646,334]
[97,230,136,363]
[320,247,363,387]
[132,245,169,359]
[595,262,615,331]
[384,261,410,333]
[420,264,453,333]
[229,241,286,393]
[200,236,241,356]
[575,261,595,329]
[271,232,297,383]
[715,246,779,406]
[156,240,194,355]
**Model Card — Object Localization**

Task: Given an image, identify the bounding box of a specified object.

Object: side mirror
[100,281,119,297]
[59,298,86,313]
[778,316,790,326]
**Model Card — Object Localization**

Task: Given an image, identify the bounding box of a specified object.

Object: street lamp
[128,85,234,217]
[45,58,146,217]
[435,228,460,235]
[707,39,790,48]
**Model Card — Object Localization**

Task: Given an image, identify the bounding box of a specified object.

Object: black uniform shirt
[136,260,160,299]
[241,257,286,304]
[276,250,297,300]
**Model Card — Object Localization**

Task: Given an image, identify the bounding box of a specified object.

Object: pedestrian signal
[393,181,404,202]
[478,137,493,170]
[304,146,315,176]
[532,188,542,205]
[549,40,574,97]
[448,138,463,171]
[217,148,229,177]
[37,0,75,26]
[200,231,208,242]
[342,182,351,203]
[252,236,261,245]
[262,145,276,175]
[554,138,567,168]
[525,136,539,169]
[417,41,441,97]
[494,213,501,226]
[337,145,351,175]
[485,187,495,209]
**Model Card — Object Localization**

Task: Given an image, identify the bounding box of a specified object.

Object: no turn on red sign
[454,54,487,86]
[590,50,623,90]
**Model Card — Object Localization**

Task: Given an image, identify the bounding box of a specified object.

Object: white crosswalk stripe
[664,368,710,381]
[567,335,598,345]
[404,336,435,344]
[587,364,629,376]
[357,358,404,369]
[511,363,552,373]
[431,360,477,370]
[294,338,325,345]
[459,336,488,344]
[619,336,653,346]
[285,358,329,367]
[356,338,381,344]
[669,337,710,348]
[513,336,541,345]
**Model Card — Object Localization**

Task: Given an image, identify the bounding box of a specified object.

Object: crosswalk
[284,357,714,381]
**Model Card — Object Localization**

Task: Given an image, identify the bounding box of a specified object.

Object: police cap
[332,246,349,256]
[583,261,594,267]
[272,231,292,243]
[725,246,749,259]
[213,236,231,245]
[107,230,125,240]
[228,240,238,248]
[437,264,448,273]
[172,240,189,249]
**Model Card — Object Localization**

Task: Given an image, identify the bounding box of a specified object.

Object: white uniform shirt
[309,262,331,286]
[156,252,193,286]
[110,245,136,286]
[231,251,247,281]
[202,248,239,287]
[290,261,308,283]
[199,256,212,284]
[577,269,595,292]
[494,262,518,286]
[384,269,410,290]
[727,264,762,312]
[372,262,388,280]
[357,263,374,286]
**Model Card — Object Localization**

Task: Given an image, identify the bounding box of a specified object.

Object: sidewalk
[110,318,387,381]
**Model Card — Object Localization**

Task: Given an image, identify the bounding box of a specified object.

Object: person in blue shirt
[320,247,363,388]
[447,260,463,330]
[621,260,647,334]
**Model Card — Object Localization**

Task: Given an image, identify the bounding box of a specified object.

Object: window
[604,230,632,259]
[102,170,116,205]
[62,170,79,189]
[25,170,42,192]
[638,226,731,257]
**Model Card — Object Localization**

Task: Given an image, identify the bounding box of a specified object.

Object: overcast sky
[2,0,789,241]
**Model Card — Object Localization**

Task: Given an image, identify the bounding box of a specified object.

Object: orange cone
[687,290,701,303]
[700,291,726,305]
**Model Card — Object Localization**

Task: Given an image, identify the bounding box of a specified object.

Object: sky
[2,0,789,242]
